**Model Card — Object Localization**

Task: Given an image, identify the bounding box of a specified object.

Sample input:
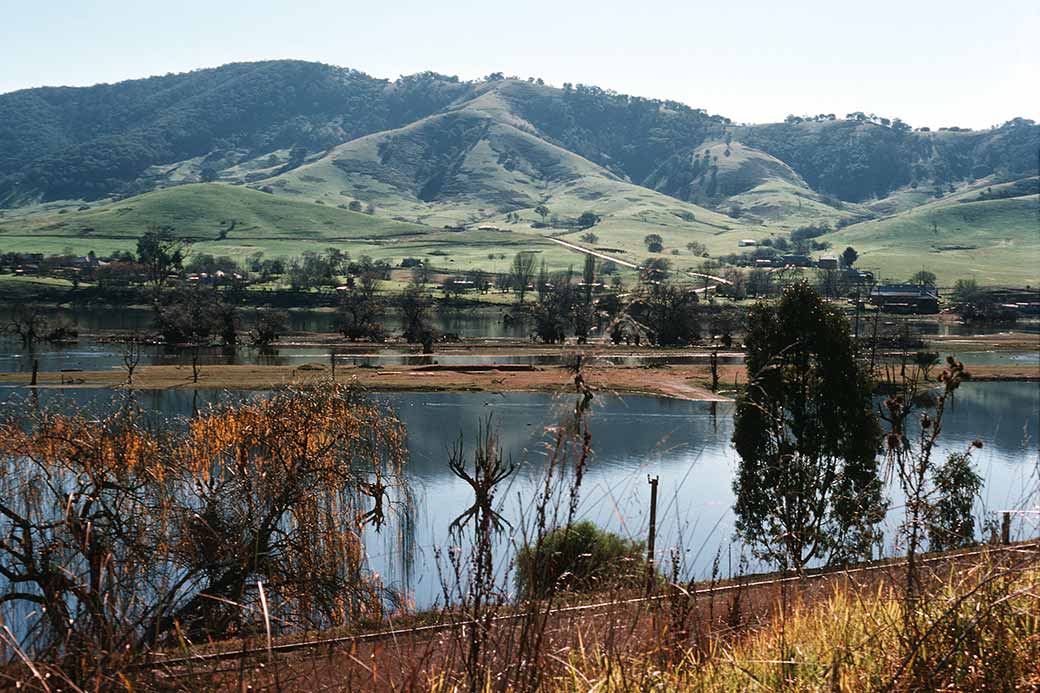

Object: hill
[0,61,1037,284]
[828,177,1040,285]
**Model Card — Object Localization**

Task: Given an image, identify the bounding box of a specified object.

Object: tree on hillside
[137,226,188,295]
[841,246,859,268]
[534,205,550,224]
[643,233,664,253]
[577,211,600,229]
[639,257,670,283]
[910,270,937,288]
[733,283,885,571]
[509,252,537,304]
[686,241,708,256]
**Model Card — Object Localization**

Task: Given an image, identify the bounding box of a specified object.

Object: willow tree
[732,283,884,571]
[0,384,408,681]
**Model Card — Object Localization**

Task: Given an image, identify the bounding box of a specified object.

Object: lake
[1,381,1036,610]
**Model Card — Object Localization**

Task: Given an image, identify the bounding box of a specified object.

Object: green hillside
[0,183,593,273]
[0,183,426,240]
[829,180,1039,285]
[1,61,1037,286]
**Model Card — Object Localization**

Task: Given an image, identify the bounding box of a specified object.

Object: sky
[3,0,1038,129]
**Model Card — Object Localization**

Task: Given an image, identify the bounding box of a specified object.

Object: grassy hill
[1,61,1037,285]
[829,178,1039,285]
[0,183,594,274]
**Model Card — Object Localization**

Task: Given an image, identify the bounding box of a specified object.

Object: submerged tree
[733,283,885,571]
[398,281,432,343]
[337,273,384,341]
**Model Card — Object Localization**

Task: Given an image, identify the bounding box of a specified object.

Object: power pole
[646,475,659,595]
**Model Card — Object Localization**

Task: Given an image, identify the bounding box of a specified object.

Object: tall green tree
[510,252,536,304]
[733,283,884,571]
[910,270,937,288]
[137,226,188,295]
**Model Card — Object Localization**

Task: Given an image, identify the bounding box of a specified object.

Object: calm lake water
[2,382,1036,609]
[2,303,1037,373]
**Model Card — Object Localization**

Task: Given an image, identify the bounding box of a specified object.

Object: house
[477,224,500,232]
[817,256,839,270]
[977,288,1040,315]
[738,239,758,247]
[781,254,813,267]
[869,284,940,314]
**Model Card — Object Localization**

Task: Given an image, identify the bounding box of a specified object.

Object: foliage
[576,211,600,229]
[910,269,937,288]
[643,233,664,253]
[841,245,858,267]
[398,282,432,342]
[628,281,700,346]
[742,117,1040,201]
[928,451,983,551]
[516,521,647,598]
[733,283,884,571]
[136,226,187,292]
[0,384,407,682]
[249,309,288,348]
[154,285,238,346]
[337,274,384,341]
[510,251,537,304]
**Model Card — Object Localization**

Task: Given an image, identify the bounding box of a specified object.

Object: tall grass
[561,556,1040,691]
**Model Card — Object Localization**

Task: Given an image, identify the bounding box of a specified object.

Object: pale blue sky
[3,0,1037,128]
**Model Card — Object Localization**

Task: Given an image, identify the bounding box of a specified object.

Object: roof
[871,283,939,298]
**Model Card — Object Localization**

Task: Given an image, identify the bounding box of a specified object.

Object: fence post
[31,359,38,386]
[646,475,659,595]
[1001,511,1011,545]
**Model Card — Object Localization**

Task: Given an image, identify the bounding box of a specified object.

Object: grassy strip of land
[4,363,1036,399]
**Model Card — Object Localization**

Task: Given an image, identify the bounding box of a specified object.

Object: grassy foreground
[147,544,1040,691]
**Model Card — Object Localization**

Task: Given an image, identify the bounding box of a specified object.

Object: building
[978,288,1040,315]
[781,254,813,267]
[817,256,839,270]
[869,284,940,314]
[738,239,758,247]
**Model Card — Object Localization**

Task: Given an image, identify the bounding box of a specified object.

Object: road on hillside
[547,237,733,288]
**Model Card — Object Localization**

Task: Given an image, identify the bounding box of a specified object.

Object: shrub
[516,521,649,597]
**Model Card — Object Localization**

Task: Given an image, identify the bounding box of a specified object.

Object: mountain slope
[0,183,426,241]
[828,177,1039,284]
[0,60,1037,285]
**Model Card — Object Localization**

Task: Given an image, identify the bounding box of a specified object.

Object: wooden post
[646,475,659,595]
[1001,511,1011,545]
[31,359,38,386]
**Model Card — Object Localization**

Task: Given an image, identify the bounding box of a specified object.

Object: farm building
[869,284,940,314]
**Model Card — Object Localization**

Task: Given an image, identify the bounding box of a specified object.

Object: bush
[516,521,649,598]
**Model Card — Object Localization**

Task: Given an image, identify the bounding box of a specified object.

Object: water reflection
[0,383,1036,609]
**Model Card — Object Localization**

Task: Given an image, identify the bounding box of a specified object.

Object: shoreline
[2,363,1036,401]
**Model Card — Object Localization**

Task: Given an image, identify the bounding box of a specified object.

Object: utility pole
[646,475,659,595]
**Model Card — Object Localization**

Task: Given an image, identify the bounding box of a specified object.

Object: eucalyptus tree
[733,283,885,571]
